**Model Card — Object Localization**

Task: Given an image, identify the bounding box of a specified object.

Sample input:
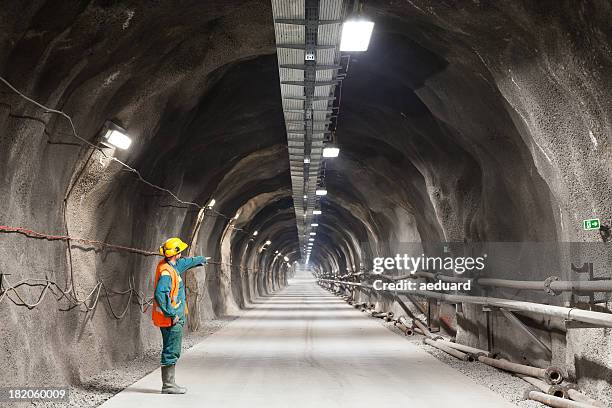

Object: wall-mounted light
[265,240,272,245]
[253,230,259,236]
[340,20,374,52]
[311,223,319,226]
[309,238,314,242]
[101,122,132,150]
[315,188,327,196]
[313,210,322,215]
[284,256,289,262]
[304,157,310,164]
[207,199,216,208]
[310,232,316,236]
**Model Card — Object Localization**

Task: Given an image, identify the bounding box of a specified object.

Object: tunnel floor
[100,273,515,408]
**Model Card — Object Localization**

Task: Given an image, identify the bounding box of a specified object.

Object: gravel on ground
[28,317,235,408]
[379,318,549,408]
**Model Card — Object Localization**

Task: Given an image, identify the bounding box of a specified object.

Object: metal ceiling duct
[271,0,345,260]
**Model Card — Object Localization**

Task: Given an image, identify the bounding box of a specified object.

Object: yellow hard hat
[159,237,188,257]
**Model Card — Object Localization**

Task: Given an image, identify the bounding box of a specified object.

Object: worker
[152,237,207,394]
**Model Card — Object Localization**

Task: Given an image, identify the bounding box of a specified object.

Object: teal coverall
[154,256,206,366]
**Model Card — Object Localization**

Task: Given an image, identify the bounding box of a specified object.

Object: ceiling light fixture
[315,188,327,196]
[322,145,340,158]
[340,20,374,52]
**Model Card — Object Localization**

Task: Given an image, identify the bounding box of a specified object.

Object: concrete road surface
[101,273,516,408]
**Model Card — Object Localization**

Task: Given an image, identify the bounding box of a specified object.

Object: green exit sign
[583,218,600,230]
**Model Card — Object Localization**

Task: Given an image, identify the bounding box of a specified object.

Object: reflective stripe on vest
[151,260,184,328]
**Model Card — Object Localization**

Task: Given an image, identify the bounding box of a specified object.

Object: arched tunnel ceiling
[2,0,610,276]
[2,0,609,274]
[2,1,612,401]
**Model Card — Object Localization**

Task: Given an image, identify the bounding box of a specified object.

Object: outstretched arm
[175,256,207,274]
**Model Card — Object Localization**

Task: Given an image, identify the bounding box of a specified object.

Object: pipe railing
[319,278,612,329]
[364,272,612,295]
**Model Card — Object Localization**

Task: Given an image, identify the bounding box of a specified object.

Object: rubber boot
[161,365,187,394]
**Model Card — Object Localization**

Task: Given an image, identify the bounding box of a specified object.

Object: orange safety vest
[151,260,188,327]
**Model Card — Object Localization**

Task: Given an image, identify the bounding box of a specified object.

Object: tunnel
[0,1,611,407]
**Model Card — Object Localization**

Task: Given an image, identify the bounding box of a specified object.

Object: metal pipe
[399,290,612,329]
[423,338,471,361]
[396,315,411,326]
[412,318,439,339]
[517,375,567,399]
[566,388,606,408]
[528,390,597,408]
[319,279,365,287]
[371,311,392,318]
[323,277,612,328]
[477,356,564,385]
[393,321,414,336]
[549,280,612,292]
[385,271,436,281]
[436,339,489,357]
[479,278,612,294]
[381,273,612,294]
